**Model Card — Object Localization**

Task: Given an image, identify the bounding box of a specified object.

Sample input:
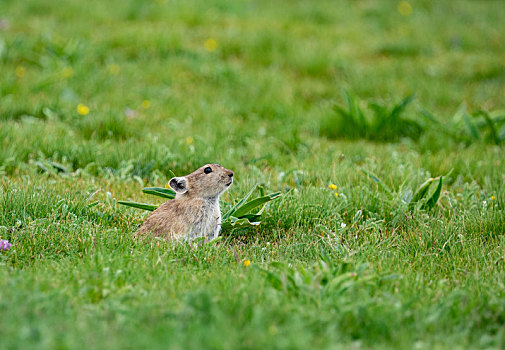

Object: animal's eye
[204,167,213,174]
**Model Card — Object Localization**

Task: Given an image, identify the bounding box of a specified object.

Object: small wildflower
[77,104,90,115]
[491,196,496,201]
[243,259,251,267]
[141,100,151,109]
[398,1,413,16]
[15,65,26,78]
[107,64,120,75]
[0,239,12,251]
[186,136,194,145]
[61,67,74,78]
[341,223,347,229]
[328,184,337,190]
[204,38,218,52]
[334,192,339,198]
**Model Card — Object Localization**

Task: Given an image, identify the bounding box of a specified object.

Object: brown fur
[135,164,234,241]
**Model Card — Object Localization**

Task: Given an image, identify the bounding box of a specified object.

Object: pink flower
[0,239,12,251]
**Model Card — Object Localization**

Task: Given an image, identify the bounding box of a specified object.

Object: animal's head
[169,164,234,199]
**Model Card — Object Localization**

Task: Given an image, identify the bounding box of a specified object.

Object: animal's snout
[228,172,234,178]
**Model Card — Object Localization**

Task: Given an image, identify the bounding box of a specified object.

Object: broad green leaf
[232,192,282,218]
[222,185,258,222]
[423,176,443,210]
[118,200,158,211]
[235,213,262,222]
[142,187,176,199]
[409,178,435,209]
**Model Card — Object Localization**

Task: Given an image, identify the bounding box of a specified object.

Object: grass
[1,0,505,349]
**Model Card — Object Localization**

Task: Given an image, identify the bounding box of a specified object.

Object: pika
[135,164,234,241]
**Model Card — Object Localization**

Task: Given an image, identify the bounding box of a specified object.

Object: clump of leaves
[362,169,443,211]
[118,184,282,228]
[320,90,423,142]
[421,104,505,145]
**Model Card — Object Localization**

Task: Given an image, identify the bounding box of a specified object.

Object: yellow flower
[107,64,120,75]
[334,192,339,198]
[204,38,218,52]
[328,184,337,190]
[398,1,413,16]
[186,136,194,145]
[15,66,26,78]
[243,259,251,267]
[142,100,151,109]
[61,67,74,78]
[77,104,90,115]
[491,196,496,200]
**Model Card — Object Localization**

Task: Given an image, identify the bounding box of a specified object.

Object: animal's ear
[169,177,188,194]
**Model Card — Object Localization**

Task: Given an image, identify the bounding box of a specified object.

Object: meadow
[1,0,505,349]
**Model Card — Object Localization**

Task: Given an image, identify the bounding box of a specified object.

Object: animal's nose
[228,172,234,178]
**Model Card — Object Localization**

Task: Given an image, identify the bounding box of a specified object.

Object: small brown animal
[135,164,234,241]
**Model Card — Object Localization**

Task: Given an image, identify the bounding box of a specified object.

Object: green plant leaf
[264,270,283,291]
[390,93,415,119]
[87,200,100,208]
[142,187,176,199]
[476,110,501,145]
[236,213,262,222]
[222,185,258,222]
[423,176,443,210]
[229,216,261,227]
[117,200,158,211]
[409,178,435,209]
[462,113,480,141]
[232,191,282,218]
[345,89,367,130]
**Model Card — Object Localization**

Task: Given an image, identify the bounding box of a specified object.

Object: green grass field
[1,0,505,348]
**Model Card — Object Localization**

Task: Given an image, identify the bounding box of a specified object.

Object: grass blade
[390,93,415,119]
[117,200,158,211]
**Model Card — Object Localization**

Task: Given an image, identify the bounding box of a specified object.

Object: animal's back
[135,199,201,240]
